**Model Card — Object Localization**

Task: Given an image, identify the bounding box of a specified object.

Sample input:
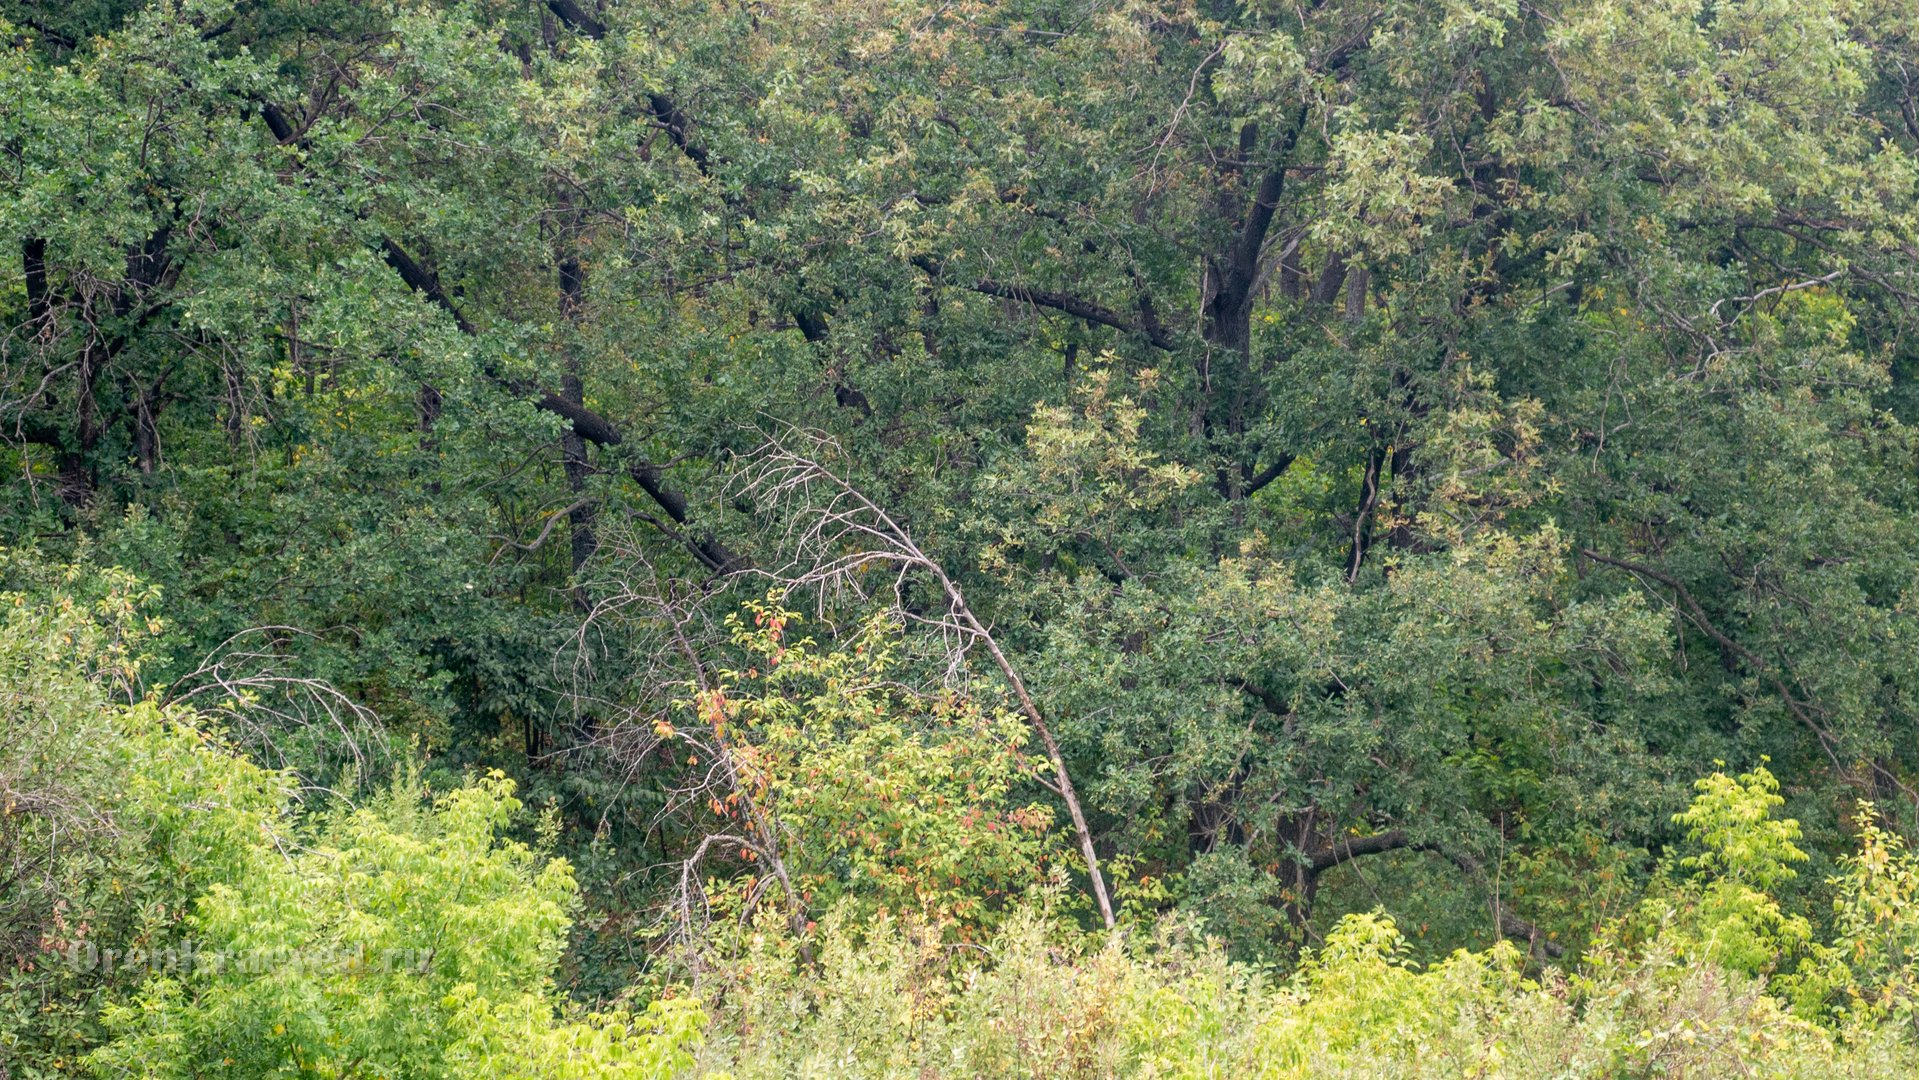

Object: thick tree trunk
[557,253,598,584]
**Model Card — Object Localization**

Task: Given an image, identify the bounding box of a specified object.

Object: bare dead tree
[733,426,1117,930]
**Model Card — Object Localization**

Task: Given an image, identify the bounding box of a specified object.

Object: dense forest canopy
[5,0,1919,1074]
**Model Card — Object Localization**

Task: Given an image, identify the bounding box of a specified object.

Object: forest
[5,0,1919,1075]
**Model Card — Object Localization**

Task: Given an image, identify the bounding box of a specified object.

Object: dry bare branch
[731,425,1117,929]
[162,625,386,781]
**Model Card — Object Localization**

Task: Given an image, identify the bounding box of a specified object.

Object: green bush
[693,905,1916,1079]
[687,764,1919,1079]
[0,563,702,1078]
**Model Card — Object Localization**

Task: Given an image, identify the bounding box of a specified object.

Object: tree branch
[1580,548,1915,809]
[648,93,713,176]
[1300,830,1566,958]
[912,256,1174,349]
[1218,453,1296,500]
[1232,679,1292,721]
[739,432,1117,928]
[363,230,740,570]
[545,0,606,39]
[379,238,475,335]
[1306,829,1411,874]
[1436,847,1565,959]
[21,238,49,325]
[540,4,715,179]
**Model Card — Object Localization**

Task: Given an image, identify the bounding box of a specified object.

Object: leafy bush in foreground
[689,768,1919,1079]
[0,568,700,1078]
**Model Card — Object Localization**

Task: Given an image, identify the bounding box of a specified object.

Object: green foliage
[88,769,702,1078]
[1661,764,1815,974]
[691,600,1062,941]
[1675,766,1809,892]
[0,552,290,1074]
[686,770,1919,1076]
[696,905,1916,1078]
[6,0,1919,1068]
[0,561,700,1077]
[1781,807,1919,1034]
